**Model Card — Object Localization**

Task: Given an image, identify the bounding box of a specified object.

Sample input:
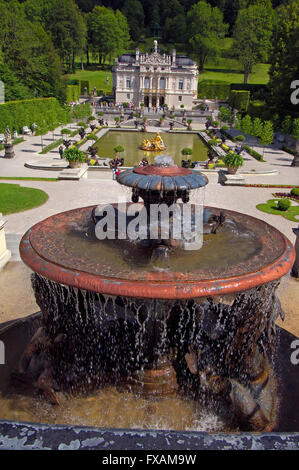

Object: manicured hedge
[0,97,67,133]
[68,102,92,122]
[230,84,266,94]
[0,98,92,134]
[229,90,250,112]
[68,79,91,96]
[242,144,264,162]
[282,146,296,155]
[80,80,90,95]
[66,85,80,103]
[198,81,231,100]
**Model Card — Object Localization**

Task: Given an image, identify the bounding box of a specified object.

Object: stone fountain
[0,156,297,447]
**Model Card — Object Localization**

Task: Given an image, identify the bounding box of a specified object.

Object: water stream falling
[1,155,294,432]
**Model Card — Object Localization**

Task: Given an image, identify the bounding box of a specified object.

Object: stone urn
[68,161,81,169]
[227,166,239,175]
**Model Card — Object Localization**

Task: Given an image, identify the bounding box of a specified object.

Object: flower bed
[273,192,299,202]
[244,184,299,188]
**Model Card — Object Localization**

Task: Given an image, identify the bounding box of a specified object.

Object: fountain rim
[133,165,193,176]
[19,205,295,300]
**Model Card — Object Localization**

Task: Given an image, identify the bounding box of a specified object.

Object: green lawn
[67,68,113,95]
[0,183,49,215]
[200,59,269,85]
[256,199,299,223]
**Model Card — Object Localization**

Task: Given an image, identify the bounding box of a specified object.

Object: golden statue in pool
[140,133,166,151]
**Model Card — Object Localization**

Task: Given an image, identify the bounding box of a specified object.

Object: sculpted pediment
[143,52,167,65]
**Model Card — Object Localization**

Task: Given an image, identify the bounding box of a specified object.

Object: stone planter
[68,161,81,169]
[227,166,239,175]
[4,143,15,159]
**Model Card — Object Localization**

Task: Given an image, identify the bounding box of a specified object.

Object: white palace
[112,41,199,110]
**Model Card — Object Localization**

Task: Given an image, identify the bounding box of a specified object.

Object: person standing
[110,155,121,180]
[59,145,64,159]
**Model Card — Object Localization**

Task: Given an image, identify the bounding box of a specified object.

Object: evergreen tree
[292,119,299,141]
[281,115,293,136]
[240,114,252,135]
[259,120,273,156]
[163,14,186,44]
[0,0,66,101]
[267,0,299,119]
[251,117,263,138]
[122,0,145,41]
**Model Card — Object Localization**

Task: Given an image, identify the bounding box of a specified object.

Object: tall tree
[163,14,186,44]
[186,1,228,71]
[267,0,299,119]
[233,2,274,84]
[0,0,65,101]
[25,0,87,72]
[115,9,131,55]
[46,0,87,73]
[87,6,129,65]
[122,0,145,42]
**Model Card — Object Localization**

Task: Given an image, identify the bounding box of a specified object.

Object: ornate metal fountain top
[116,156,208,193]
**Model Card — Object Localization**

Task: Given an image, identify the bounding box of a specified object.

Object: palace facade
[112,41,198,110]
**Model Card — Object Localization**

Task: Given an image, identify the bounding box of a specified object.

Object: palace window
[126,78,131,89]
[178,80,183,90]
[178,95,182,101]
[159,78,165,90]
[144,77,150,89]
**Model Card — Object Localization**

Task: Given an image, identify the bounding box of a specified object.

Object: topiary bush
[208,139,219,146]
[181,148,193,156]
[277,199,291,211]
[86,133,98,141]
[242,144,264,162]
[114,145,124,154]
[291,188,299,197]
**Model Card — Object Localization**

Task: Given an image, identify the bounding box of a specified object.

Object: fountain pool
[0,156,297,449]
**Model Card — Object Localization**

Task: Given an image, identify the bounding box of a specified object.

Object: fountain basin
[16,204,296,431]
[19,205,295,300]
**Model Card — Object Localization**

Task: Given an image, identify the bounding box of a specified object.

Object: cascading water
[1,155,295,432]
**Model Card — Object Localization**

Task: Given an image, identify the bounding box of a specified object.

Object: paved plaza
[0,119,298,335]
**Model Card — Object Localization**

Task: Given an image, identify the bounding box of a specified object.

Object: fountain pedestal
[127,358,179,397]
[4,143,15,159]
